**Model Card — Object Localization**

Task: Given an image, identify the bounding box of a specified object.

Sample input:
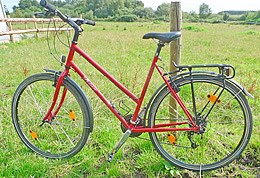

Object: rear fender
[143,71,253,125]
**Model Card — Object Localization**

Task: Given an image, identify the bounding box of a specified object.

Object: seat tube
[131,43,164,123]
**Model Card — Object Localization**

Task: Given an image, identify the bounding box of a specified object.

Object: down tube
[70,61,130,128]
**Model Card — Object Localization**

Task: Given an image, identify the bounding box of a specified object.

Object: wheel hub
[195,115,208,134]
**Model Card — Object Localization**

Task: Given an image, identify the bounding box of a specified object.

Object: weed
[153,20,161,24]
[244,30,259,35]
[164,162,182,177]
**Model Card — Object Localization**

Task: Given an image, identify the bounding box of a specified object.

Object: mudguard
[143,71,254,125]
[43,69,94,132]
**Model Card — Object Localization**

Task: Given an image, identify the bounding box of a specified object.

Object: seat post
[155,43,165,57]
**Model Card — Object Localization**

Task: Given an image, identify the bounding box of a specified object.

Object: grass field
[0,21,259,177]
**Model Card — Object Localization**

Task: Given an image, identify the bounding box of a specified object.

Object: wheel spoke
[148,75,252,171]
[12,73,92,158]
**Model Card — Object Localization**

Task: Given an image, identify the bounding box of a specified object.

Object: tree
[134,7,154,18]
[143,7,155,18]
[12,0,42,17]
[189,11,198,19]
[18,0,40,9]
[223,13,229,21]
[9,0,157,20]
[125,0,143,9]
[4,5,10,15]
[199,3,212,19]
[155,3,170,17]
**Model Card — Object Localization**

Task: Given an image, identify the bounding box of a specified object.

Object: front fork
[41,70,68,124]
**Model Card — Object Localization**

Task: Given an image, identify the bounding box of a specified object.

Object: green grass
[0,22,259,177]
[183,25,207,32]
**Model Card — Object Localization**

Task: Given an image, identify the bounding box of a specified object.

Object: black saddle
[143,32,181,43]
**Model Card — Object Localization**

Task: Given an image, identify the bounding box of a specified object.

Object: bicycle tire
[12,72,93,158]
[148,73,252,171]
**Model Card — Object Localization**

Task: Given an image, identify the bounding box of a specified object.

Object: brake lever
[34,12,45,17]
[34,10,56,17]
[70,18,84,26]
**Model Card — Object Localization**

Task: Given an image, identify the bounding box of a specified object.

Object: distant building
[0,0,10,42]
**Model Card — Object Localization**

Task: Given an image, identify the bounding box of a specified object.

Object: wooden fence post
[7,15,14,42]
[33,16,39,39]
[169,2,182,123]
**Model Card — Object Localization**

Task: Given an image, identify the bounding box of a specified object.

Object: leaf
[164,162,172,171]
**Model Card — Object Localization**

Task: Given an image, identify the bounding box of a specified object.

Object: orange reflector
[69,110,76,121]
[167,133,176,145]
[29,130,38,140]
[207,94,221,104]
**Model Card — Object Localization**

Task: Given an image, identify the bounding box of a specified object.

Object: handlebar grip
[40,0,56,12]
[85,19,96,26]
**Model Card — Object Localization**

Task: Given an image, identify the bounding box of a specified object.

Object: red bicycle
[12,0,253,171]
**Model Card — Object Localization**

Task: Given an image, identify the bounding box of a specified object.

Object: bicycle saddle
[143,32,181,43]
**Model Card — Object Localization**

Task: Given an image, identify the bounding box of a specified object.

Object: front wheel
[12,73,93,158]
[148,74,252,171]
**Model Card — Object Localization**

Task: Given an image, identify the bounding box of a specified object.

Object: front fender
[43,68,94,132]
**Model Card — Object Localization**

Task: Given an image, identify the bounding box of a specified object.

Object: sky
[142,0,260,13]
[2,0,260,13]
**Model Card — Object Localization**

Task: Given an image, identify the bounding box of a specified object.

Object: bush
[183,25,206,32]
[153,20,161,24]
[244,30,259,35]
[155,15,169,22]
[118,15,138,22]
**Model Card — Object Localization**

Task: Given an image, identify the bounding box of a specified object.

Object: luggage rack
[166,63,236,79]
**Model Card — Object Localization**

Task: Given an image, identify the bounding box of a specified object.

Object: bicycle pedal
[108,152,115,162]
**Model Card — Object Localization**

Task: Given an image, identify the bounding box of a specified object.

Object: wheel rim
[149,77,252,170]
[13,75,89,158]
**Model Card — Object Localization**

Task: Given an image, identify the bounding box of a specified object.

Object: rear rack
[165,63,235,79]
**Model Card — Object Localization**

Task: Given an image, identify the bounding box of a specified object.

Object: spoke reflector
[167,133,176,145]
[29,130,38,140]
[207,94,221,103]
[69,110,76,121]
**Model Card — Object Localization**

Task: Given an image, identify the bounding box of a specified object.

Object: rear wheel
[12,73,93,158]
[148,74,252,171]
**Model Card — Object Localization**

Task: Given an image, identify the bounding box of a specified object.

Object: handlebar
[41,0,95,25]
[40,0,95,42]
[40,0,56,12]
[40,0,95,26]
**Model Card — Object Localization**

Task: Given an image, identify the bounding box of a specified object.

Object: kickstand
[108,129,132,162]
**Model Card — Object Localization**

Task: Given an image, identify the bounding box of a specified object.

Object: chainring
[120,115,143,137]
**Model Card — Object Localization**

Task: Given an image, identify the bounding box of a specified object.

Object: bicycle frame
[43,41,199,133]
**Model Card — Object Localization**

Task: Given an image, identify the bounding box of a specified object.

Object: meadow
[0,21,259,177]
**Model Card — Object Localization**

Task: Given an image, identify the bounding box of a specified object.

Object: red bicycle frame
[43,42,199,133]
